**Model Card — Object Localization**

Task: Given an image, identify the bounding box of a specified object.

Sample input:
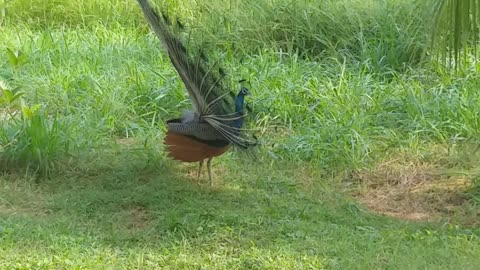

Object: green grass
[1,0,480,268]
[1,157,480,269]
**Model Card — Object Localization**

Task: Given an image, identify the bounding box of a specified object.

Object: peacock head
[238,87,250,96]
[232,87,250,129]
[234,87,250,117]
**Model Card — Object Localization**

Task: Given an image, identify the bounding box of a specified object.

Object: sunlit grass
[1,157,480,269]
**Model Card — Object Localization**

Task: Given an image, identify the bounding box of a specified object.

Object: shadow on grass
[1,149,480,268]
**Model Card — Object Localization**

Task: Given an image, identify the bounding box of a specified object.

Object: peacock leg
[207,158,213,185]
[197,160,204,180]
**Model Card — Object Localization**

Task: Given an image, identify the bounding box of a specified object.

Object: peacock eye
[240,87,250,95]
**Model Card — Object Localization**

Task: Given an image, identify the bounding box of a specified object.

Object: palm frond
[431,0,480,69]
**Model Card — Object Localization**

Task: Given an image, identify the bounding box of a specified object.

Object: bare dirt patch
[124,205,151,232]
[116,137,137,148]
[0,173,49,217]
[350,159,478,224]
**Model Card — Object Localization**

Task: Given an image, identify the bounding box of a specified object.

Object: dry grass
[124,205,151,232]
[0,173,49,217]
[351,159,477,224]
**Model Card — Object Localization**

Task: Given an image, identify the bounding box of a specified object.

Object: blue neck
[233,94,246,129]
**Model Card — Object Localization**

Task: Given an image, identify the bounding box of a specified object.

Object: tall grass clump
[225,52,480,171]
[0,19,186,175]
[7,0,430,72]
[5,0,141,28]
[180,0,430,73]
[0,81,69,177]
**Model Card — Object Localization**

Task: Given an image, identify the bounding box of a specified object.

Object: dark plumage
[136,0,257,184]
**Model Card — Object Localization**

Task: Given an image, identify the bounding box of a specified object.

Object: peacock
[136,0,257,184]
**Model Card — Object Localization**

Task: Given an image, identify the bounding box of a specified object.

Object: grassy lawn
[1,0,480,269]
[1,155,480,269]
